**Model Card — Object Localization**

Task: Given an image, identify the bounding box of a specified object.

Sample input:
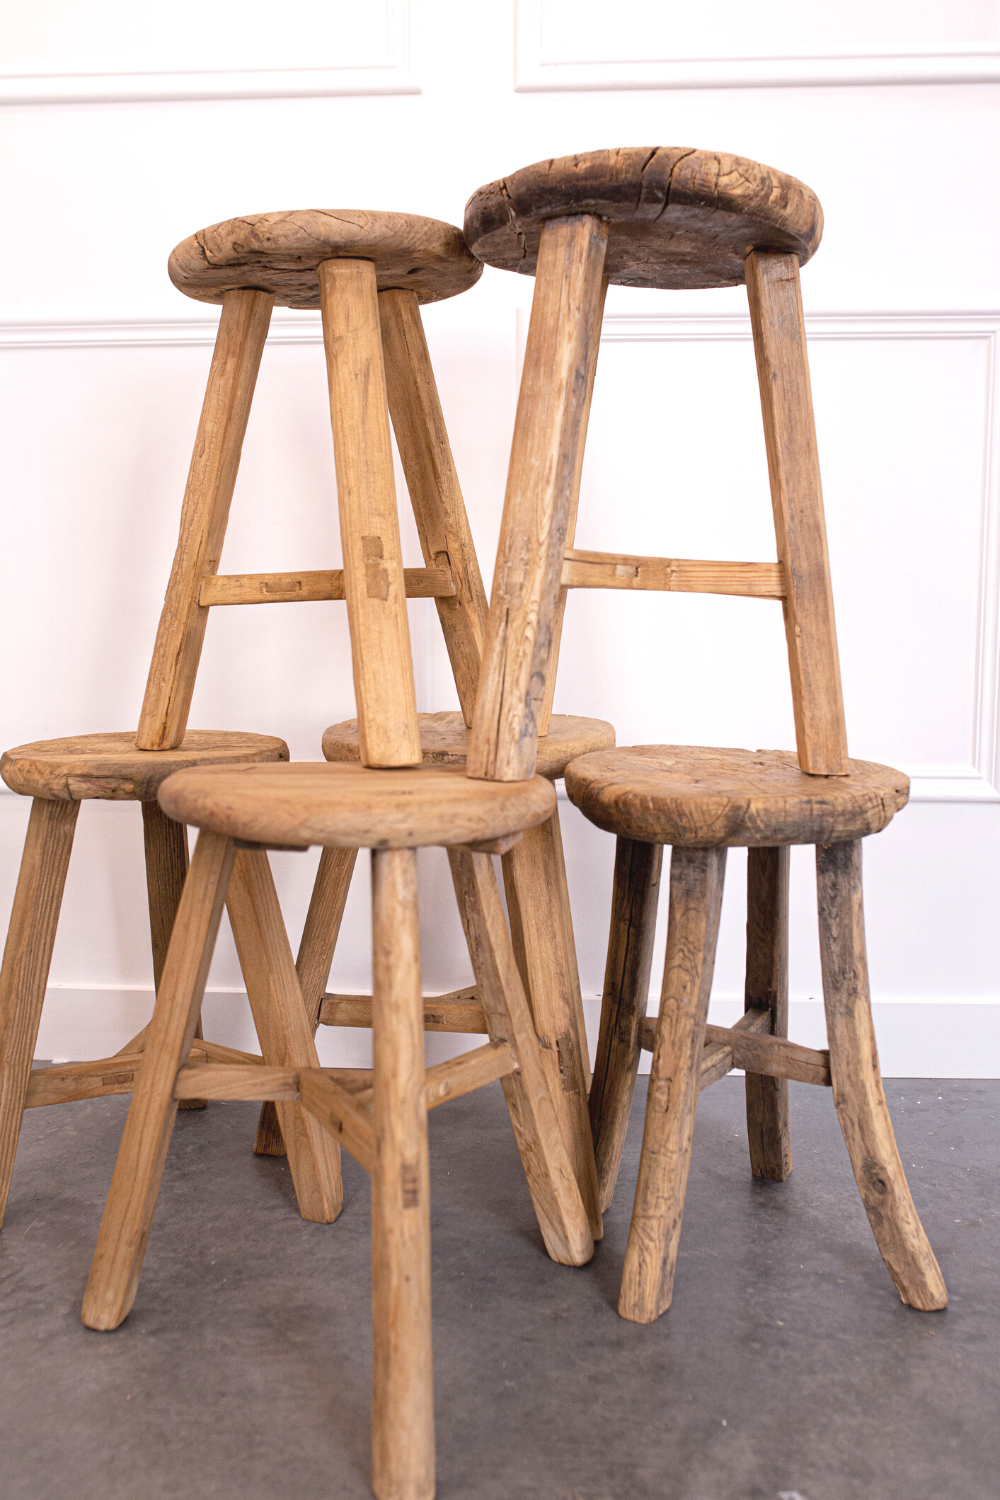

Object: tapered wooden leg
[449,849,593,1267]
[254,846,358,1155]
[141,800,205,1109]
[619,846,727,1323]
[82,830,236,1330]
[0,797,80,1227]
[589,837,663,1214]
[816,840,947,1311]
[501,813,601,1238]
[370,849,434,1500]
[226,849,342,1223]
[744,846,791,1179]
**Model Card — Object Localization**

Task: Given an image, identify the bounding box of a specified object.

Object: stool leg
[501,813,602,1239]
[141,800,205,1110]
[0,797,80,1227]
[816,840,947,1311]
[449,849,594,1267]
[619,846,727,1323]
[226,850,342,1223]
[370,849,434,1500]
[254,846,358,1156]
[744,846,792,1180]
[82,829,236,1330]
[589,837,663,1213]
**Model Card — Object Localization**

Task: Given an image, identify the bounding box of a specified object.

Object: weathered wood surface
[588,837,662,1214]
[702,1024,831,1086]
[561,550,785,599]
[170,209,481,308]
[137,289,273,749]
[142,800,205,1110]
[816,840,947,1312]
[565,746,908,849]
[200,567,455,606]
[744,845,792,1178]
[319,257,421,769]
[319,987,486,1034]
[299,1071,376,1173]
[1,730,287,802]
[465,148,822,290]
[380,287,489,726]
[323,711,614,781]
[0,799,80,1224]
[422,1041,518,1109]
[468,214,609,782]
[158,761,556,852]
[619,847,727,1323]
[746,250,848,775]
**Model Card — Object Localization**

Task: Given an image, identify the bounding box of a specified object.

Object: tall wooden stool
[463,149,947,1321]
[80,215,603,1500]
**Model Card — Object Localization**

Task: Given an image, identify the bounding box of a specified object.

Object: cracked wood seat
[322,711,615,780]
[464,147,822,290]
[0,730,287,802]
[168,209,482,308]
[563,746,909,848]
[158,761,556,853]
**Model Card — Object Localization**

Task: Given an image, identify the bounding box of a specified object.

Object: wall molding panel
[0,0,417,104]
[515,0,1000,91]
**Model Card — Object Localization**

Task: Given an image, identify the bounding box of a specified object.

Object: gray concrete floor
[0,1075,996,1500]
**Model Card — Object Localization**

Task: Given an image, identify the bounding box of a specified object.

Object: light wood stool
[464,148,946,1322]
[80,214,602,1500]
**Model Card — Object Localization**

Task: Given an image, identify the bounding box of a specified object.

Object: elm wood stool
[463,148,946,1320]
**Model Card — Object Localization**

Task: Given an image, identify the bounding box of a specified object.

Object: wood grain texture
[319,258,421,768]
[467,214,609,782]
[1,730,287,802]
[142,801,205,1110]
[319,988,485,1033]
[299,1071,375,1174]
[170,210,481,309]
[200,567,454,606]
[619,846,727,1323]
[137,289,273,750]
[564,746,908,849]
[501,815,602,1238]
[158,761,556,851]
[702,1023,831,1086]
[380,288,489,726]
[746,251,848,776]
[422,1041,518,1109]
[448,849,594,1266]
[323,711,614,781]
[465,148,822,290]
[370,849,435,1500]
[744,846,792,1179]
[588,837,663,1214]
[82,829,236,1330]
[561,550,785,599]
[816,840,947,1312]
[0,798,79,1226]
[225,849,343,1222]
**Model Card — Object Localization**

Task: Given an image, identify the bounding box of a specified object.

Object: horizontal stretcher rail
[560,548,786,599]
[640,1008,832,1088]
[199,566,456,606]
[319,986,486,1033]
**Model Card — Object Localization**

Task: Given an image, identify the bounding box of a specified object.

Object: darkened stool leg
[589,837,663,1212]
[744,845,792,1179]
[817,839,946,1310]
[619,846,727,1323]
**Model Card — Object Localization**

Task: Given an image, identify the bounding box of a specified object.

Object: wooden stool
[463,149,946,1321]
[0,210,483,1237]
[79,212,604,1500]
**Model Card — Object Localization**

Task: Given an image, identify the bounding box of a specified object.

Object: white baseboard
[36,985,1000,1079]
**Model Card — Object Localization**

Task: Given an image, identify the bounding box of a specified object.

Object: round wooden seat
[464,148,822,290]
[0,731,288,802]
[168,210,482,308]
[321,711,615,780]
[158,761,556,850]
[564,745,908,848]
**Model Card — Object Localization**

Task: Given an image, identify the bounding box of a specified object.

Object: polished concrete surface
[1,1075,996,1500]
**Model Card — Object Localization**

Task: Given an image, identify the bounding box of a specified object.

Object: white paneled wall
[1,1,997,1075]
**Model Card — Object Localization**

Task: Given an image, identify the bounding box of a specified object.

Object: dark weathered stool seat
[564,746,908,848]
[1,731,287,803]
[169,209,483,308]
[323,711,615,780]
[464,147,822,289]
